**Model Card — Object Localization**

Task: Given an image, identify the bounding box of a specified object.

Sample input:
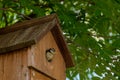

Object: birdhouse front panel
[27,31,66,80]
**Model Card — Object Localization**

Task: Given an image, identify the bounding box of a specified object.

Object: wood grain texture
[0,48,30,80]
[0,19,56,54]
[29,66,56,80]
[0,54,3,80]
[28,31,66,80]
[51,24,74,68]
[21,48,30,80]
[2,52,21,80]
[0,14,58,35]
[30,69,52,80]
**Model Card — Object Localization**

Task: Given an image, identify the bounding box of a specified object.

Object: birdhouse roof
[0,14,74,68]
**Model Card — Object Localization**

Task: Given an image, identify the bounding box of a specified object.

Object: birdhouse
[0,14,74,80]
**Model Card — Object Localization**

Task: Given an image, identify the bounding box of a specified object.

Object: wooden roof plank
[0,20,56,54]
[0,14,57,35]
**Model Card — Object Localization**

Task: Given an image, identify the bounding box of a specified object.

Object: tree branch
[66,37,98,57]
[2,4,8,26]
[0,8,32,20]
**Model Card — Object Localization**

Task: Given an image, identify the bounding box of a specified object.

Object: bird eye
[50,48,55,52]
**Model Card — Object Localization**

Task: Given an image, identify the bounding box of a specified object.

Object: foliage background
[0,0,120,80]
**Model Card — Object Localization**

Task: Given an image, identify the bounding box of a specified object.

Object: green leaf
[92,77,101,80]
[0,2,3,22]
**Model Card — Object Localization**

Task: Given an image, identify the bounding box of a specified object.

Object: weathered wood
[3,51,22,80]
[0,14,58,35]
[21,48,30,80]
[28,31,66,80]
[0,14,74,80]
[51,24,74,68]
[0,19,56,54]
[29,66,56,80]
[0,13,74,68]
[0,54,3,80]
[0,48,30,80]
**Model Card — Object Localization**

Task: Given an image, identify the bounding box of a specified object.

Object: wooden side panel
[0,54,3,80]
[28,31,66,80]
[0,48,30,80]
[2,51,22,80]
[21,49,30,80]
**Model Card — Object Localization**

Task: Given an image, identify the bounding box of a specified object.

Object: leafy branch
[2,4,8,26]
[0,8,32,20]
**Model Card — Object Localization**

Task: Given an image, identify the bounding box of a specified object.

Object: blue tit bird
[46,48,56,62]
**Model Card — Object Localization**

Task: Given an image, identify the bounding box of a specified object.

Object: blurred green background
[0,0,120,80]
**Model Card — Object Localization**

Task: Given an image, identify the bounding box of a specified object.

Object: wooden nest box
[0,14,74,80]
